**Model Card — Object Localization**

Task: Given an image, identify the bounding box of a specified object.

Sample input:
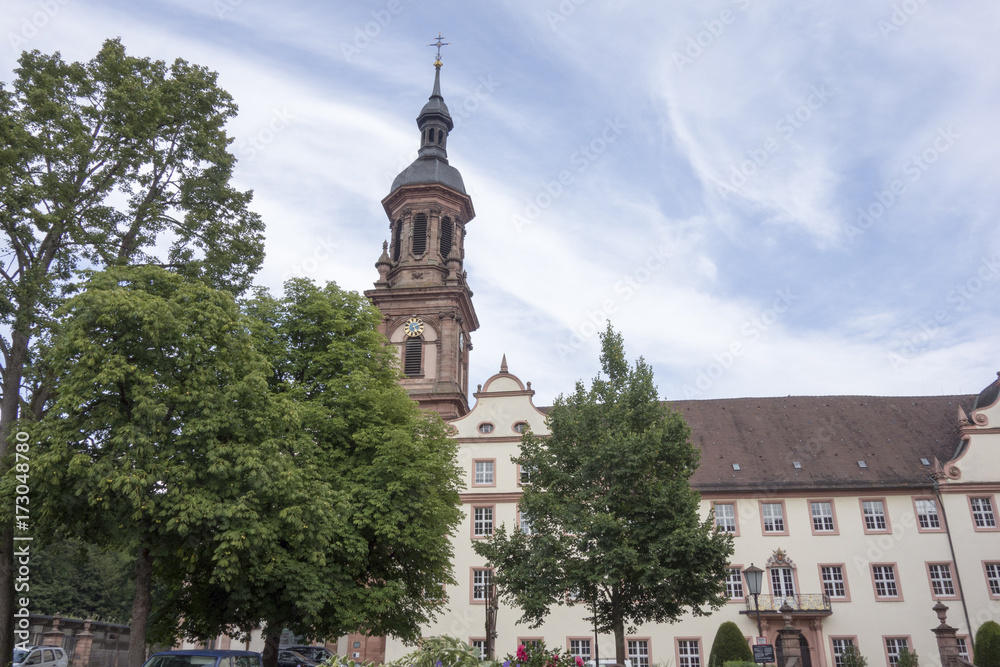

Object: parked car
[285,647,333,664]
[277,649,320,667]
[141,649,263,667]
[12,646,69,667]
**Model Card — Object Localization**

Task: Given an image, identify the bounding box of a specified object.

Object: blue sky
[4,0,999,405]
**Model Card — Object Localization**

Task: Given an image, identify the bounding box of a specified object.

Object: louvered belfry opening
[412,213,428,255]
[392,220,402,261]
[404,337,422,376]
[439,216,452,257]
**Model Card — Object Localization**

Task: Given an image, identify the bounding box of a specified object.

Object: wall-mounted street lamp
[743,563,764,639]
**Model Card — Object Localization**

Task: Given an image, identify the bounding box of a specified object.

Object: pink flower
[517,645,529,662]
[575,658,584,667]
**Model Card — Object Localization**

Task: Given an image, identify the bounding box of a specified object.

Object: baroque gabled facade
[369,62,1000,667]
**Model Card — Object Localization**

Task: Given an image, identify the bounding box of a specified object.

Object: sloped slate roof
[671,395,971,492]
[538,395,973,492]
[390,156,467,194]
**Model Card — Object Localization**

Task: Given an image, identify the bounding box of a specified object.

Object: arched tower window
[439,216,452,257]
[404,337,422,377]
[412,213,428,255]
[392,220,402,262]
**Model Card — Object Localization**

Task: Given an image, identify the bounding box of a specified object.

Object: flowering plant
[502,642,583,667]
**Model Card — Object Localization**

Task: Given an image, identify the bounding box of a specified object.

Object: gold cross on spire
[428,32,449,67]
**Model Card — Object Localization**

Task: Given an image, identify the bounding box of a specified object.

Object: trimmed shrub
[709,622,754,667]
[975,621,1000,667]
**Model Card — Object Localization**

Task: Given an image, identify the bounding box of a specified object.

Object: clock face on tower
[403,317,425,337]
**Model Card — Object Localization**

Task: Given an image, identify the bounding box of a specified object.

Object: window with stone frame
[762,503,784,533]
[928,563,956,597]
[677,640,700,667]
[863,500,888,531]
[915,499,940,529]
[811,501,836,532]
[725,568,744,599]
[472,568,492,601]
[473,506,494,537]
[568,640,591,661]
[474,460,494,485]
[970,497,997,528]
[885,638,909,666]
[715,503,737,533]
[986,562,1000,596]
[628,640,650,667]
[872,565,899,598]
[821,566,847,599]
[832,639,856,667]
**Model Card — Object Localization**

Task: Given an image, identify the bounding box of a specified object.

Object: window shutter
[404,338,422,376]
[412,213,427,255]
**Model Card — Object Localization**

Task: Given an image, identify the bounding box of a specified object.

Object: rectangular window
[863,500,888,531]
[915,499,940,529]
[474,460,494,486]
[811,501,836,532]
[986,562,1000,596]
[872,565,899,598]
[762,503,785,533]
[821,566,847,599]
[568,640,591,661]
[519,465,532,485]
[472,568,492,601]
[678,640,700,667]
[520,510,532,535]
[726,568,744,599]
[470,640,487,660]
[473,507,494,537]
[885,638,908,666]
[771,567,795,597]
[715,503,737,533]
[928,563,956,597]
[971,497,997,528]
[629,640,650,667]
[957,638,969,661]
[832,639,856,667]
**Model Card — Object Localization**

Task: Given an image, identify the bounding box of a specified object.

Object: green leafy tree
[709,621,753,666]
[150,279,464,667]
[841,646,868,667]
[897,649,918,667]
[976,620,1000,667]
[0,39,264,661]
[28,537,136,623]
[25,266,294,667]
[473,324,734,664]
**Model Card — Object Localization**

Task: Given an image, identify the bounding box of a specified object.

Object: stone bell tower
[364,48,478,420]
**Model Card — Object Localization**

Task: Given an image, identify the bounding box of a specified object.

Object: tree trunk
[261,631,281,667]
[128,547,154,667]
[612,592,626,666]
[0,525,13,662]
[0,329,31,667]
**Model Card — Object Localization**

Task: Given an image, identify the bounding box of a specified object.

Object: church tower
[365,48,479,420]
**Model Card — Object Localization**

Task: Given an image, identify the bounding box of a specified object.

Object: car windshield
[13,649,29,663]
[143,656,217,667]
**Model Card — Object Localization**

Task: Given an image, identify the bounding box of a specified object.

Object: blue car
[142,650,263,667]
